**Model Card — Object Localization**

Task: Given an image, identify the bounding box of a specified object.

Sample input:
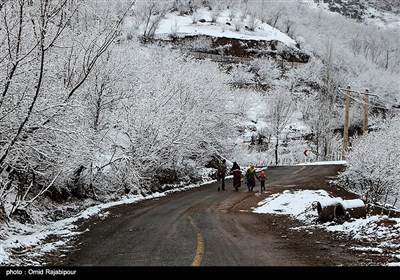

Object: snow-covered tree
[248,58,281,91]
[309,41,341,161]
[229,64,254,88]
[133,0,173,42]
[335,116,400,207]
[116,46,233,192]
[62,42,235,199]
[0,0,133,220]
[267,88,295,165]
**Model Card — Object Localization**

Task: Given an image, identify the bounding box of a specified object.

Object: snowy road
[57,181,308,266]
[52,164,365,266]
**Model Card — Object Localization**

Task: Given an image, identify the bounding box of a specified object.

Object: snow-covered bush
[229,65,254,88]
[132,0,172,42]
[248,58,281,90]
[335,117,400,207]
[246,15,260,31]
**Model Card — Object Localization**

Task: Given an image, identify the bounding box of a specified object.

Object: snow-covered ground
[135,7,298,47]
[254,187,400,266]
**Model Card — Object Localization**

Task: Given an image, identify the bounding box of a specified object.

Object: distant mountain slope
[365,0,400,13]
[306,0,400,28]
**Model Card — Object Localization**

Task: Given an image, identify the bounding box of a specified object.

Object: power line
[347,94,388,111]
[372,94,399,107]
[337,87,400,111]
[369,97,395,110]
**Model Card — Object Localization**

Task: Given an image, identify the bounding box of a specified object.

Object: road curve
[58,164,347,266]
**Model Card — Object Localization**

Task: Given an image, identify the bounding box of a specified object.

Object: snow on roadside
[0,193,163,265]
[253,189,400,266]
[0,183,204,266]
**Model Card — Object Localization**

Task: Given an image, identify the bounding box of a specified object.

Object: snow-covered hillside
[124,2,399,168]
[152,8,297,46]
[302,0,400,28]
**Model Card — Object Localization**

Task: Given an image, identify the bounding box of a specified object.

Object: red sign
[304,150,308,157]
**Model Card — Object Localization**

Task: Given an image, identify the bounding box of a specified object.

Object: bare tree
[313,40,339,161]
[267,6,285,28]
[134,0,172,42]
[267,88,295,165]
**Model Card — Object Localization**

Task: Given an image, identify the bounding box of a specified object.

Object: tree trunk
[0,204,8,224]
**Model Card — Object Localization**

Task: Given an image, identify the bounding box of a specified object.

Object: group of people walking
[216,160,267,192]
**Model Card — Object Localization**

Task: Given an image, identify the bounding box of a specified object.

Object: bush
[335,117,400,207]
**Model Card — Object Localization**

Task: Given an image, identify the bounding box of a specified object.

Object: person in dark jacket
[245,164,256,192]
[230,161,242,191]
[217,159,227,191]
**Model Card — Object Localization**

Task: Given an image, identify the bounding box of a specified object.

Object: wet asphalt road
[58,165,345,266]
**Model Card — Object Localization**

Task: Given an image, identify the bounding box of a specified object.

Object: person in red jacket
[256,169,267,192]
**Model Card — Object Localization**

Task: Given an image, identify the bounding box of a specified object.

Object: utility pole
[342,86,351,159]
[363,89,369,135]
